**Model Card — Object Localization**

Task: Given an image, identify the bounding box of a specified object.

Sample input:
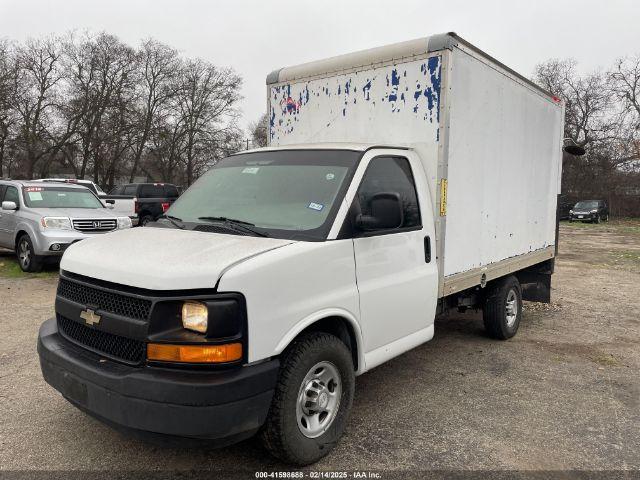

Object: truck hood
[60,227,295,290]
[31,207,116,218]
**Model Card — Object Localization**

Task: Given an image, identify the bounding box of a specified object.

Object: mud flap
[521,274,551,303]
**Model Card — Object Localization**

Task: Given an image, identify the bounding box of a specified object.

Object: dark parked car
[108,183,180,226]
[569,200,609,223]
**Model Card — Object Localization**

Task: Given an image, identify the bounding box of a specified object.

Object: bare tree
[610,55,640,172]
[128,39,179,182]
[0,39,17,177]
[174,58,242,184]
[249,112,268,148]
[11,36,64,178]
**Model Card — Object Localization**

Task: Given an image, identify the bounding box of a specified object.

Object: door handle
[424,236,431,263]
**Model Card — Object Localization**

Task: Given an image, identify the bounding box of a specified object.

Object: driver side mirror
[1,201,17,211]
[356,192,404,231]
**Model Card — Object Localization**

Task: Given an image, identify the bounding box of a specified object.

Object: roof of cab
[235,143,409,155]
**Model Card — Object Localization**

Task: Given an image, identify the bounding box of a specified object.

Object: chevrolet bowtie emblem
[80,308,101,326]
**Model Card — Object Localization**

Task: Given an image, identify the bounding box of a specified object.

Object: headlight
[569,210,573,214]
[182,301,208,333]
[117,216,133,229]
[40,217,72,230]
[590,209,598,213]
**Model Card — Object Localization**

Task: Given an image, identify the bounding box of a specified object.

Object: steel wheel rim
[296,361,342,439]
[505,289,518,328]
[18,240,30,268]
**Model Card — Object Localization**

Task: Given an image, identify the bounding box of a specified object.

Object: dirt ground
[0,220,638,476]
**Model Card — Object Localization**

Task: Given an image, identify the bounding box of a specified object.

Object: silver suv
[0,180,132,272]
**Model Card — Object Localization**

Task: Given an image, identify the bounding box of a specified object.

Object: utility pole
[246,139,250,150]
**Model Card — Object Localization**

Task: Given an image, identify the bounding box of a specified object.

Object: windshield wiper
[160,214,185,230]
[197,216,268,237]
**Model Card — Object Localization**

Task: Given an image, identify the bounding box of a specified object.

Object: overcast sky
[2,0,639,135]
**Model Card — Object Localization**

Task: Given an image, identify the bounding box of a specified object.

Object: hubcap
[505,289,518,328]
[18,240,30,268]
[296,361,341,439]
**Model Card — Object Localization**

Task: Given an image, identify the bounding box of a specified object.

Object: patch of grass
[593,353,620,367]
[609,250,640,264]
[560,218,640,234]
[0,255,59,279]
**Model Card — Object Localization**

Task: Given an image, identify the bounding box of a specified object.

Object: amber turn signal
[147,343,242,363]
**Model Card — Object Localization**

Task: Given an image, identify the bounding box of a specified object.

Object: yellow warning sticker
[440,179,447,216]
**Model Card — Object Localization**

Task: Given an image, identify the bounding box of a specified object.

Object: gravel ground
[0,221,638,477]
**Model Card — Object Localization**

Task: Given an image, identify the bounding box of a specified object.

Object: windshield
[167,150,361,240]
[22,186,104,209]
[574,201,599,210]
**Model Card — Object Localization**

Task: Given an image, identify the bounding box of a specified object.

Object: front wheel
[483,275,522,340]
[593,214,600,224]
[261,332,355,465]
[16,234,43,273]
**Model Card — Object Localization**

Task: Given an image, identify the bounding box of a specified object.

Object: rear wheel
[483,275,522,340]
[261,332,355,465]
[16,235,42,273]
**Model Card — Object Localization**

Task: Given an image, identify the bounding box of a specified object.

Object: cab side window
[355,156,421,229]
[123,185,137,196]
[3,186,19,205]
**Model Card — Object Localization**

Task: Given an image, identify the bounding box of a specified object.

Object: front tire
[261,332,355,466]
[483,275,522,340]
[593,214,600,224]
[16,234,43,273]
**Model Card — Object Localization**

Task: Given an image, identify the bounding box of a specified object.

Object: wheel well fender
[14,229,30,250]
[275,309,364,374]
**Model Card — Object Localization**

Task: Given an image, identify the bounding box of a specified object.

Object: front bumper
[33,230,109,256]
[569,213,597,221]
[38,318,279,443]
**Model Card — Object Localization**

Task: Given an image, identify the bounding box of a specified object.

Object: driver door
[347,152,438,369]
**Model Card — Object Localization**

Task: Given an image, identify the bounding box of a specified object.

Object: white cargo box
[267,32,564,297]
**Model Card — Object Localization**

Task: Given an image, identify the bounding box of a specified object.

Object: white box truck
[38,33,577,465]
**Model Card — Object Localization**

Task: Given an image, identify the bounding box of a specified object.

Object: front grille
[57,315,145,365]
[57,278,152,321]
[72,218,117,233]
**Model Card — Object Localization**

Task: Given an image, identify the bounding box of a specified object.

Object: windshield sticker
[242,167,260,174]
[24,187,43,192]
[308,202,324,211]
[27,192,43,201]
[326,173,335,180]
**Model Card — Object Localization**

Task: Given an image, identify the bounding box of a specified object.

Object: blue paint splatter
[391,68,400,86]
[363,80,372,101]
[269,109,276,139]
[428,56,442,121]
[424,88,434,111]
